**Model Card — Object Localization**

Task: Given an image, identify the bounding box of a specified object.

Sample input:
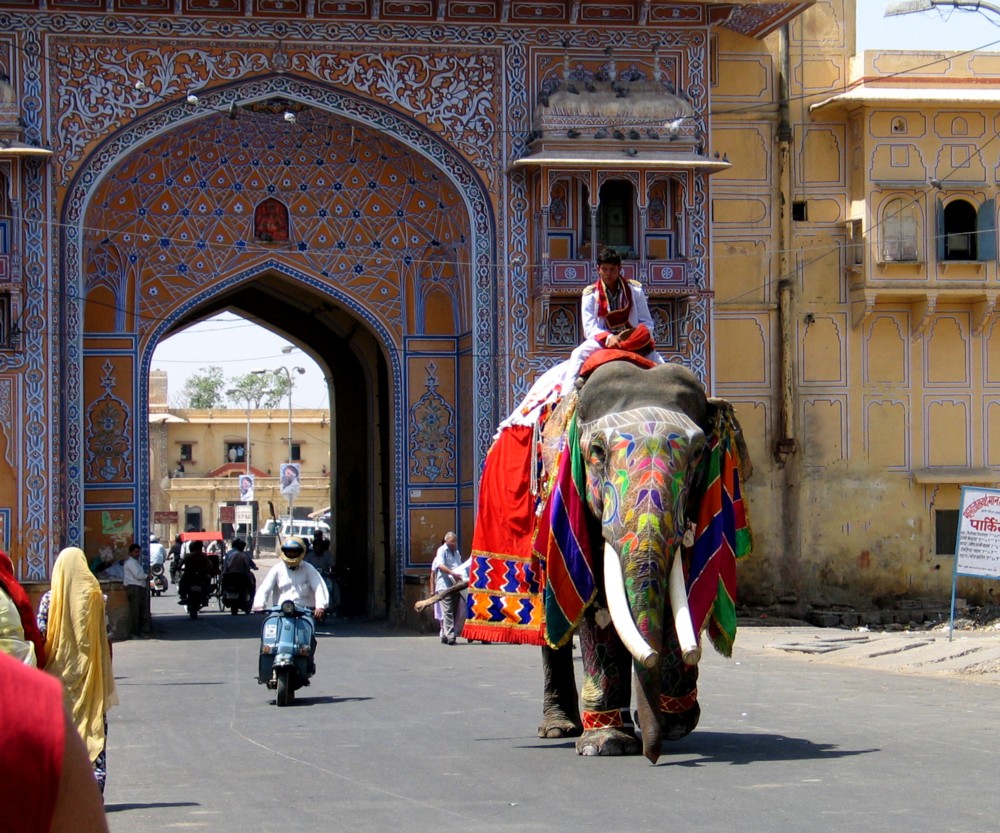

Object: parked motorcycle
[257,601,316,706]
[220,572,253,615]
[149,563,168,596]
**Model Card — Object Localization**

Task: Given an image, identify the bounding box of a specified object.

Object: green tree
[226,372,292,409]
[180,366,226,408]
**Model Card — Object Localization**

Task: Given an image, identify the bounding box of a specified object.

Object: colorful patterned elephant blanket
[462,400,752,657]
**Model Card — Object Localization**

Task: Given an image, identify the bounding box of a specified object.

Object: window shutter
[936,199,945,262]
[978,198,996,262]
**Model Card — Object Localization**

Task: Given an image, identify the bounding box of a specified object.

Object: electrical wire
[1,15,998,347]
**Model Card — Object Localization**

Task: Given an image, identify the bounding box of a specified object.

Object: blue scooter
[258,601,316,706]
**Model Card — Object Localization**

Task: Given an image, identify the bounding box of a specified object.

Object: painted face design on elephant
[580,407,705,536]
[579,406,706,649]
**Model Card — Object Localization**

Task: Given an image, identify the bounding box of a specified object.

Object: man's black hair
[596,247,622,266]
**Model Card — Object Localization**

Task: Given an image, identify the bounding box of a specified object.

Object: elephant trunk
[634,667,662,764]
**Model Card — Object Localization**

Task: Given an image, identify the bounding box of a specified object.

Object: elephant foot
[576,727,641,756]
[538,713,582,739]
[659,702,701,742]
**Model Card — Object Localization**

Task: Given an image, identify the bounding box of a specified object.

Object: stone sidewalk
[734,620,1000,683]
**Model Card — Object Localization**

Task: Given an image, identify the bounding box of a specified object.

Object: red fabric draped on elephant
[464,361,752,762]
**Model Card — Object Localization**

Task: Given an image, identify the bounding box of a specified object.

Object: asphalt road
[103,589,1000,833]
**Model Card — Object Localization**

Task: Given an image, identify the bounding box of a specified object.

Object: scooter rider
[222,538,257,598]
[253,537,329,667]
[178,540,211,605]
[149,535,168,570]
[253,536,329,618]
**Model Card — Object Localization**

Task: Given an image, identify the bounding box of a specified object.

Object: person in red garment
[0,650,109,831]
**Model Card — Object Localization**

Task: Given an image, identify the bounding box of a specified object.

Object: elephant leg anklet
[582,709,623,730]
[660,689,698,714]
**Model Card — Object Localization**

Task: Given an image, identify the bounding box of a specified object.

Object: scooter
[257,601,316,706]
[149,563,168,596]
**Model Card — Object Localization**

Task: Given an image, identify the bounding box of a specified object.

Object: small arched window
[881,197,919,262]
[937,197,995,262]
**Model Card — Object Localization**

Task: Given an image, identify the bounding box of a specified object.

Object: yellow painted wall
[713,0,1000,610]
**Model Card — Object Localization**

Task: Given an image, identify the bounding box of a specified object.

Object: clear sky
[857,2,1000,52]
[152,3,1000,404]
[150,314,329,409]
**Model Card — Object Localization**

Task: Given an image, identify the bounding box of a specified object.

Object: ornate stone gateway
[0,4,810,614]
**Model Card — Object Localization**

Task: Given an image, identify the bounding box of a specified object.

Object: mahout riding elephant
[464,360,752,763]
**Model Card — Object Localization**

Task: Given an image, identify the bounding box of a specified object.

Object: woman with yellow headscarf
[37,547,118,795]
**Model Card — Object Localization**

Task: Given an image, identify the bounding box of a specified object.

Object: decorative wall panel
[801,395,847,468]
[925,397,970,467]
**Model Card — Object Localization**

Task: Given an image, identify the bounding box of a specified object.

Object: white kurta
[253,561,330,611]
[497,280,662,434]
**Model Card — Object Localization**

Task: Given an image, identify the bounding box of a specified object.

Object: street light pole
[226,388,254,544]
[252,365,305,517]
[226,388,252,475]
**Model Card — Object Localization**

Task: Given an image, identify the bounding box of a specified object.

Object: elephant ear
[684,399,753,658]
[536,411,600,650]
[706,398,752,482]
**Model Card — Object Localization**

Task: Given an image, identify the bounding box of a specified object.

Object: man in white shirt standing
[431,532,464,645]
[123,544,149,639]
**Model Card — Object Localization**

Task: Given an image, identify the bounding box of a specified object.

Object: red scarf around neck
[595,276,633,332]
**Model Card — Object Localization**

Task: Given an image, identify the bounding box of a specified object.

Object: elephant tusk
[603,543,658,669]
[669,549,702,666]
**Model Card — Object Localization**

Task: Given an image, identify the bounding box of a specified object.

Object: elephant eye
[588,440,606,465]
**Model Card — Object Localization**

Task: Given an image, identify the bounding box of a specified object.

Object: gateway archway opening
[146,281,393,619]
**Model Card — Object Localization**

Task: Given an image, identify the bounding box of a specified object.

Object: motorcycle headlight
[280,600,296,615]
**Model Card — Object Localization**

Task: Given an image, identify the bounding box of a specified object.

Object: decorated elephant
[463,360,752,763]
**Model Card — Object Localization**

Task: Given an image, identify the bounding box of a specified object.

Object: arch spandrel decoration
[49,41,503,190]
[81,104,474,345]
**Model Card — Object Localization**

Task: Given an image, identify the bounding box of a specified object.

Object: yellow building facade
[148,371,332,545]
[716,16,1000,613]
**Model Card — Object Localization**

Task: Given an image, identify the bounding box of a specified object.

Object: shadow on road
[665,731,878,766]
[512,731,878,765]
[105,802,199,813]
[264,694,375,707]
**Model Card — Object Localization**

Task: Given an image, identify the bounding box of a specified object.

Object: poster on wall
[279,463,301,499]
[950,486,1000,638]
[239,474,255,502]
